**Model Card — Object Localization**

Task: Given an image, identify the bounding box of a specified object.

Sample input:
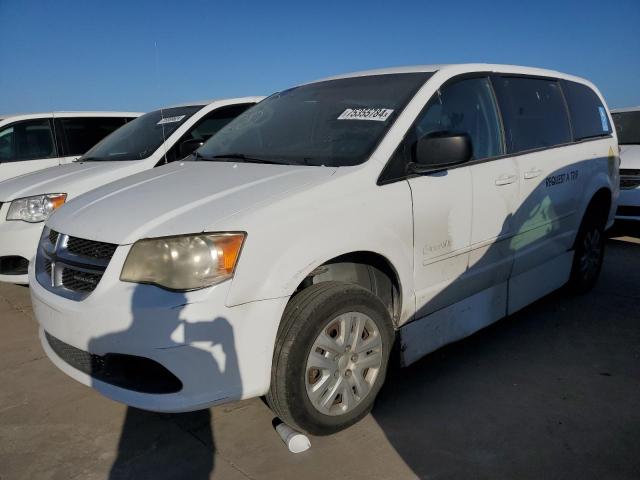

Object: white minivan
[0,112,140,182]
[31,64,618,436]
[611,107,640,221]
[0,98,261,283]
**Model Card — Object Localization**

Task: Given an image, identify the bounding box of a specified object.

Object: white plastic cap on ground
[275,422,311,453]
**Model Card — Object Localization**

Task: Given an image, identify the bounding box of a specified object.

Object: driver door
[408,76,507,318]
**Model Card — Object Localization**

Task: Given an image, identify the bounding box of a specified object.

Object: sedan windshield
[80,106,201,161]
[197,73,432,167]
[613,111,640,145]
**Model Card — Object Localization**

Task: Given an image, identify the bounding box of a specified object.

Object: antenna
[155,40,168,165]
[49,70,60,161]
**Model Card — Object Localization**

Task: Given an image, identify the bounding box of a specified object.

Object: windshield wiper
[75,156,104,162]
[202,153,294,165]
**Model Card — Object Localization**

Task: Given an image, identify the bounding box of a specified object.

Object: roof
[163,97,265,109]
[310,63,592,86]
[0,111,142,123]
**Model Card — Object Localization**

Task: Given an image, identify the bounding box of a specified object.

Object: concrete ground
[1,232,639,480]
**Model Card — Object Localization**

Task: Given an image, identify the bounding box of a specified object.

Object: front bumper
[616,186,640,221]
[0,218,44,284]
[30,262,289,412]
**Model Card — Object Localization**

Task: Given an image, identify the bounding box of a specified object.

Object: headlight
[120,232,245,291]
[7,193,67,223]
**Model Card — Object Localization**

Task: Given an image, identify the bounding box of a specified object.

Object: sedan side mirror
[179,139,204,159]
[411,132,472,174]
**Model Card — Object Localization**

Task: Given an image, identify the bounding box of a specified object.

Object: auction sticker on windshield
[337,108,394,121]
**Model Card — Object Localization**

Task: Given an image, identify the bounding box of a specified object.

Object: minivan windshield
[197,73,432,167]
[613,111,640,145]
[80,106,201,161]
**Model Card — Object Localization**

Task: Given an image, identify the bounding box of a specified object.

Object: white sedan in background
[0,97,262,283]
[612,107,640,221]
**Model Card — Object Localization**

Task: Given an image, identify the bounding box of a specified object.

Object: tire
[266,281,394,436]
[567,206,607,293]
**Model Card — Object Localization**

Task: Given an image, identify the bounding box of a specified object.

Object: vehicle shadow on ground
[370,237,640,479]
[87,286,241,479]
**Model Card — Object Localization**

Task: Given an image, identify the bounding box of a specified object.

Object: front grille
[620,178,640,189]
[0,256,29,275]
[45,332,182,394]
[67,236,117,260]
[49,229,59,246]
[620,169,640,190]
[61,267,103,292]
[36,228,118,300]
[44,259,52,277]
[616,206,640,218]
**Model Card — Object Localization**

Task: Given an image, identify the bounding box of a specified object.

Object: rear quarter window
[562,80,612,140]
[492,76,572,154]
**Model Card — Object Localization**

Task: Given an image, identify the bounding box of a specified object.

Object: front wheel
[266,281,394,435]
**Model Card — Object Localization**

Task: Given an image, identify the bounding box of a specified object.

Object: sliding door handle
[494,174,517,186]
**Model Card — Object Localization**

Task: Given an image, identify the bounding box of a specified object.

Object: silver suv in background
[612,107,640,221]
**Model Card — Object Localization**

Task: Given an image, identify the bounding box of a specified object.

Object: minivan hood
[0,161,147,202]
[620,145,640,169]
[48,161,337,245]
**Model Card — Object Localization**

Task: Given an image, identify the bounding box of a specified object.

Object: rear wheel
[266,281,394,435]
[568,207,607,292]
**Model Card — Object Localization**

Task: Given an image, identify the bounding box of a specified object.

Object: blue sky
[1,0,638,114]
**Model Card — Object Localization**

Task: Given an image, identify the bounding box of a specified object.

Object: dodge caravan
[31,65,619,435]
[0,98,261,283]
[612,107,640,221]
[0,111,140,182]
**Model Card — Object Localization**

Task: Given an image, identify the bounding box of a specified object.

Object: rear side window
[562,81,612,140]
[59,117,128,156]
[612,111,640,145]
[492,77,571,153]
[0,119,56,162]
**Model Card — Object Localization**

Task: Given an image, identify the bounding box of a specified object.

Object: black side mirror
[410,132,472,174]
[179,139,204,159]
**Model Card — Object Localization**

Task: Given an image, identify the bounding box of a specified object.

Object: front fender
[224,178,416,324]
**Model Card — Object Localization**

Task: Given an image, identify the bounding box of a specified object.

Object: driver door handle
[494,174,517,186]
[524,168,543,179]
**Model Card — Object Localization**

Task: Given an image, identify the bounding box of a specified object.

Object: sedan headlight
[120,233,246,291]
[7,193,67,223]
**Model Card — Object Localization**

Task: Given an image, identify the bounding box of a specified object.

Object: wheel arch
[578,167,615,227]
[582,186,612,225]
[291,251,404,328]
